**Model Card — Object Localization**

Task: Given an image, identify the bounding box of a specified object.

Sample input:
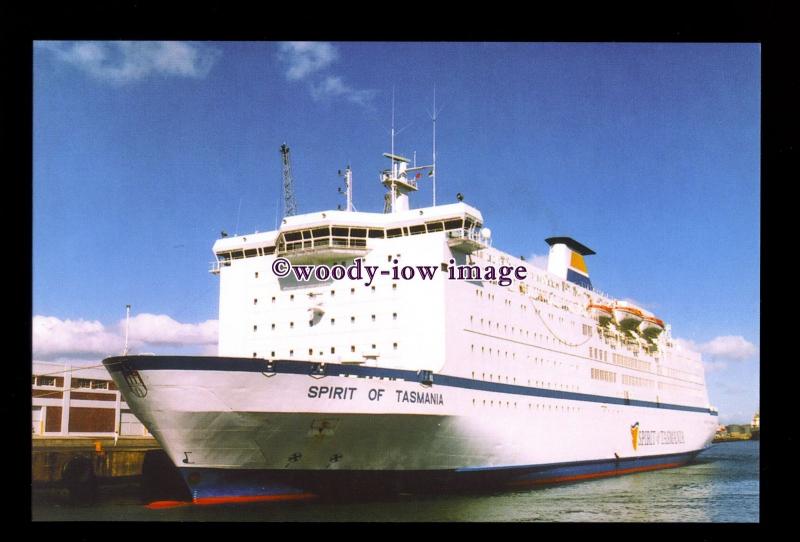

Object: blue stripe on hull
[103,356,718,416]
[178,450,703,501]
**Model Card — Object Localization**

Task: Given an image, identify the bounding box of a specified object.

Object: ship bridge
[210,203,490,272]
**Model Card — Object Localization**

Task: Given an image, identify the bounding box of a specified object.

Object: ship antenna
[429,84,443,207]
[338,165,355,212]
[123,304,131,356]
[391,86,395,176]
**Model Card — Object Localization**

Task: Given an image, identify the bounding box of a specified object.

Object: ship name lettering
[395,390,444,405]
[307,385,357,400]
[637,429,685,446]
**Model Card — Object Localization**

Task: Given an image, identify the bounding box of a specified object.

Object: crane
[279,143,297,218]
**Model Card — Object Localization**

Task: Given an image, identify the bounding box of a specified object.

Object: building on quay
[32,360,150,438]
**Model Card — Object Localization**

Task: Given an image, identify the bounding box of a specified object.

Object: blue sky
[33,42,760,424]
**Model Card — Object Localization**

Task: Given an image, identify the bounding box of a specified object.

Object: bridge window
[368,229,385,239]
[426,221,444,232]
[444,219,463,230]
[409,225,426,235]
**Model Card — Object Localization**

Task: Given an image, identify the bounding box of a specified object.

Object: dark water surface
[32,441,758,522]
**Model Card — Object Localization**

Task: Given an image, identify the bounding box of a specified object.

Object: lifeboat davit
[612,302,644,331]
[587,302,613,325]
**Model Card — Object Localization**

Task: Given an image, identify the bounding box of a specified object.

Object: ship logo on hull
[631,421,640,450]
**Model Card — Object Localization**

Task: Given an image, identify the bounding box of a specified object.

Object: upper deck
[211,202,488,271]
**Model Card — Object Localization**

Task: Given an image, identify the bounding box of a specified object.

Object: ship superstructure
[104,148,718,504]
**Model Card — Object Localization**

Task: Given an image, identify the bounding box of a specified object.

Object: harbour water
[32,440,758,522]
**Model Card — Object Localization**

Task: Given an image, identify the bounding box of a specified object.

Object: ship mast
[381,90,435,213]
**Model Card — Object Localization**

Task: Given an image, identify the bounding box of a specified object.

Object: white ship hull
[105,356,717,502]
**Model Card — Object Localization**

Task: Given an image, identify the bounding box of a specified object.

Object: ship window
[393,313,397,320]
[74,378,92,389]
[290,295,294,300]
[332,227,348,237]
[244,249,257,257]
[330,318,335,325]
[465,218,475,230]
[253,298,258,305]
[351,345,356,353]
[387,255,392,262]
[253,325,258,332]
[263,246,275,255]
[91,381,108,390]
[444,219,463,230]
[371,314,376,321]
[309,348,313,355]
[302,230,312,239]
[426,221,444,232]
[290,350,294,357]
[368,229,385,239]
[272,296,276,303]
[255,272,259,278]
[290,322,294,328]
[409,224,426,235]
[253,352,258,358]
[351,316,356,323]
[392,283,397,290]
[271,324,275,330]
[331,347,335,354]
[284,231,302,242]
[386,228,403,238]
[231,250,244,260]
[350,228,367,238]
[36,376,56,387]
[371,344,376,349]
[393,343,398,350]
[312,227,330,238]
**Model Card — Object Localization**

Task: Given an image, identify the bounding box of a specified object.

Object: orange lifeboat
[612,302,644,331]
[587,302,613,325]
[639,314,665,339]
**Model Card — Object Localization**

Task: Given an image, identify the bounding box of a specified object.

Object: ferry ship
[103,147,718,505]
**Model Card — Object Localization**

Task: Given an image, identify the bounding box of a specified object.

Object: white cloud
[276,42,376,108]
[528,253,549,269]
[277,41,338,81]
[36,41,220,84]
[33,316,122,361]
[310,75,377,107]
[32,314,218,362]
[674,335,758,373]
[698,335,758,361]
[127,313,217,346]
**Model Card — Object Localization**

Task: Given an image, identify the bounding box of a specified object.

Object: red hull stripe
[146,493,317,509]
[193,493,317,506]
[507,461,683,487]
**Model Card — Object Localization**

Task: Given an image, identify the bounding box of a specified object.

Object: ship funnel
[544,237,595,289]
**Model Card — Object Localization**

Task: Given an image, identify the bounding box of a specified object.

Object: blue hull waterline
[179,451,703,501]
